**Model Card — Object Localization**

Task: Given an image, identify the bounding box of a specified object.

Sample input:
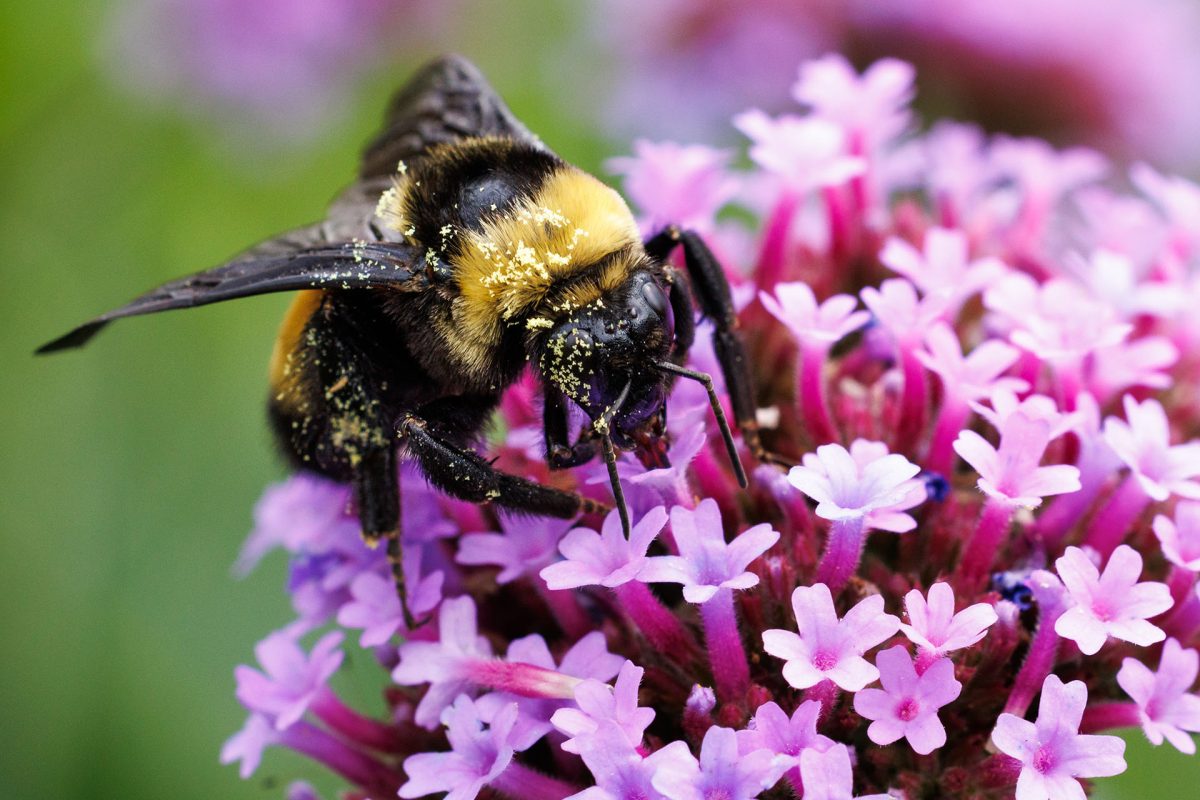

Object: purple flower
[552,660,655,755]
[953,412,1081,509]
[336,551,444,646]
[763,583,901,691]
[787,442,923,530]
[220,713,279,778]
[399,696,518,800]
[457,512,574,585]
[992,675,1126,800]
[971,389,1079,442]
[760,282,871,347]
[792,54,914,152]
[1117,638,1200,753]
[1053,545,1173,656]
[1153,502,1200,571]
[899,582,998,658]
[392,596,493,728]
[860,278,951,346]
[651,725,790,800]
[735,700,833,765]
[639,499,779,603]
[235,474,353,575]
[570,735,691,800]
[607,140,738,234]
[1103,396,1200,501]
[234,630,343,730]
[853,646,962,754]
[798,744,894,800]
[985,275,1132,365]
[540,507,668,590]
[879,227,1007,308]
[477,632,623,749]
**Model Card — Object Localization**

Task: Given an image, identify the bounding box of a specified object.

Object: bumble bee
[38,56,763,623]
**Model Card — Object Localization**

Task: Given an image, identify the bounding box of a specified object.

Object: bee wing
[359,54,544,179]
[36,239,422,354]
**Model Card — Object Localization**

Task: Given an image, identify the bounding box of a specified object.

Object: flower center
[812,649,839,671]
[1091,600,1114,622]
[705,789,733,800]
[1032,745,1056,774]
[896,697,921,721]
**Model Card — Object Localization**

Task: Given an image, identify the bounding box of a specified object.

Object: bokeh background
[3,1,1200,798]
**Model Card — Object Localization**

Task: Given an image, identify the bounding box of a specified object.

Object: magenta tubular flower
[225,53,1200,799]
[763,583,900,693]
[760,282,870,443]
[853,646,962,755]
[992,676,1126,800]
[787,441,923,591]
[1053,545,1172,656]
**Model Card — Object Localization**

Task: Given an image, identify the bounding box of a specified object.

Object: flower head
[650,725,790,800]
[1104,396,1200,501]
[1053,545,1172,656]
[759,282,870,347]
[788,442,923,528]
[1153,502,1200,571]
[234,631,343,730]
[954,412,1081,508]
[1117,638,1200,753]
[899,582,998,657]
[607,140,738,234]
[735,700,833,764]
[992,675,1126,800]
[879,227,1007,308]
[853,646,961,755]
[540,507,668,590]
[398,696,519,800]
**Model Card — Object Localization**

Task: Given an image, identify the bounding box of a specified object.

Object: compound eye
[641,281,668,317]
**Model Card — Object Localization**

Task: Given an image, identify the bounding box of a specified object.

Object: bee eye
[641,282,667,316]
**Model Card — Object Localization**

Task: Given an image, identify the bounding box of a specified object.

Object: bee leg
[355,446,425,629]
[398,413,608,517]
[645,226,767,461]
[544,385,598,469]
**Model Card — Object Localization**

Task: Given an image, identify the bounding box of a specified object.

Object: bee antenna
[655,361,748,488]
[597,381,633,538]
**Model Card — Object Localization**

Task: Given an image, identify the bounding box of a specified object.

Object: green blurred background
[0,2,1196,798]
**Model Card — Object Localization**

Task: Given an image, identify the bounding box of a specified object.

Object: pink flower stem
[894,344,928,455]
[914,649,942,676]
[492,762,581,800]
[1054,359,1082,411]
[466,660,580,699]
[1035,449,1111,550]
[1003,600,1064,717]
[802,678,840,721]
[1163,582,1200,641]
[310,687,402,753]
[823,186,851,267]
[613,581,699,660]
[700,588,750,705]
[755,190,798,290]
[799,342,839,445]
[1080,702,1141,733]
[957,499,1015,592]
[536,582,592,640]
[1168,566,1196,606]
[1083,474,1151,558]
[924,392,969,476]
[282,721,401,795]
[816,517,867,594]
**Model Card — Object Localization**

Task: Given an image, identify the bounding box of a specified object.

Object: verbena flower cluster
[223,56,1200,799]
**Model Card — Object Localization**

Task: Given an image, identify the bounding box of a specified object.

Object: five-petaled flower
[853,646,961,755]
[1117,637,1200,753]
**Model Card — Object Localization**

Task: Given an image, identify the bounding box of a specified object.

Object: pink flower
[639,499,779,603]
[1091,337,1179,400]
[916,324,1027,402]
[953,412,1081,508]
[878,228,1007,308]
[787,441,924,530]
[392,596,493,728]
[539,507,668,590]
[985,275,1132,364]
[1153,502,1200,571]
[853,646,961,754]
[734,111,865,190]
[860,278,951,346]
[762,583,900,692]
[792,54,915,152]
[992,675,1126,800]
[1103,396,1200,501]
[607,140,738,234]
[759,282,870,347]
[989,137,1107,208]
[899,582,998,657]
[336,560,443,647]
[798,744,894,800]
[1053,545,1172,656]
[457,512,574,585]
[650,725,790,800]
[551,661,655,755]
[234,630,343,730]
[220,713,279,778]
[971,389,1079,441]
[1117,638,1200,753]
[735,700,833,764]
[399,696,519,800]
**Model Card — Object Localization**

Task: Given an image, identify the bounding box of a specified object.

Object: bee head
[533,269,675,449]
